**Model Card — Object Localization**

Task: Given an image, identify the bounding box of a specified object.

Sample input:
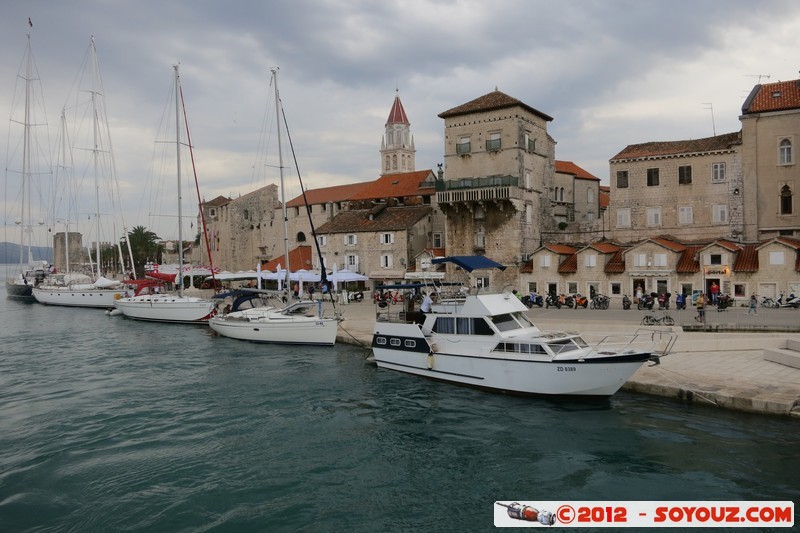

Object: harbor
[331,297,800,417]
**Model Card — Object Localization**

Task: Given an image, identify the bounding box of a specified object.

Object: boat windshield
[546,337,587,354]
[490,312,534,332]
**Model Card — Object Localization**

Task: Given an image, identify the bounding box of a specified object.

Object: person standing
[420,292,433,313]
[748,294,758,315]
[695,292,706,322]
[710,282,719,305]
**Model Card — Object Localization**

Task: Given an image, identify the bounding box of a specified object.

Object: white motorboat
[371,256,676,396]
[114,65,217,324]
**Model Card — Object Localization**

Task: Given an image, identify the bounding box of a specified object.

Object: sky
[2,0,799,245]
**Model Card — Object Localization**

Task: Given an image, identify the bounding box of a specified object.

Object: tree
[125,225,163,276]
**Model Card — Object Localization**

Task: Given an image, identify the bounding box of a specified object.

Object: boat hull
[372,322,651,396]
[5,280,34,299]
[33,287,127,308]
[209,315,339,345]
[114,295,217,324]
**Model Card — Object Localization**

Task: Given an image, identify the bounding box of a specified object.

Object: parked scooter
[573,293,588,309]
[545,293,561,309]
[760,295,776,308]
[637,292,657,310]
[657,292,671,310]
[622,294,632,310]
[716,293,733,310]
[522,292,544,308]
[350,290,364,302]
[675,293,686,310]
[775,293,800,308]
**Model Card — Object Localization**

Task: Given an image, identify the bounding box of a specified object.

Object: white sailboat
[209,68,341,345]
[114,65,217,323]
[4,33,51,299]
[33,38,132,308]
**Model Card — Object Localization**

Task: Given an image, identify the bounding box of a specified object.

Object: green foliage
[124,225,163,276]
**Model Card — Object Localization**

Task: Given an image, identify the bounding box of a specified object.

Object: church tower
[380,90,415,175]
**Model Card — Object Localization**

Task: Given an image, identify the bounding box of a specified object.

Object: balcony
[435,175,521,205]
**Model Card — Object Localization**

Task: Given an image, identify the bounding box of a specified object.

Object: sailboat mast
[174,64,184,296]
[21,35,33,266]
[90,38,102,277]
[59,109,70,272]
[272,68,291,288]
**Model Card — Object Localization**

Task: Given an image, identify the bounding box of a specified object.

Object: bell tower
[380,90,415,175]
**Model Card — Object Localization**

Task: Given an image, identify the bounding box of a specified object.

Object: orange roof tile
[261,245,313,272]
[651,237,686,253]
[555,160,600,181]
[742,78,800,114]
[285,182,370,208]
[558,254,577,273]
[541,243,578,255]
[605,249,625,274]
[675,246,701,273]
[438,90,553,122]
[586,242,621,254]
[733,245,759,273]
[316,206,431,234]
[611,132,741,160]
[349,170,435,201]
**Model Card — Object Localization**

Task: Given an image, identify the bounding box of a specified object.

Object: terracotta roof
[349,170,435,201]
[315,205,432,234]
[540,243,578,255]
[650,237,686,253]
[776,236,800,250]
[387,94,409,125]
[261,245,313,272]
[586,242,621,254]
[675,246,701,273]
[558,254,577,273]
[285,182,370,208]
[520,259,533,274]
[610,131,741,160]
[203,195,231,207]
[438,90,553,122]
[599,186,610,209]
[732,245,759,273]
[605,250,625,273]
[742,78,800,114]
[555,160,600,181]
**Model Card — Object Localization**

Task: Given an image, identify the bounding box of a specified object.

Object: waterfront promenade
[329,299,800,417]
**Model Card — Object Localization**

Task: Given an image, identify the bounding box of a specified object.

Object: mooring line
[651,366,720,406]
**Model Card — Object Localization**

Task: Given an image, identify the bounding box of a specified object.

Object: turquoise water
[0,296,797,531]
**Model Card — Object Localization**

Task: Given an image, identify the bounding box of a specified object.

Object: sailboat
[208,68,341,345]
[32,37,133,308]
[4,33,52,299]
[113,65,217,323]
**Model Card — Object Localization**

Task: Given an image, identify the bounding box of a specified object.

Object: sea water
[0,295,797,531]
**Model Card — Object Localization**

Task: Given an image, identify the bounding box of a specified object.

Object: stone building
[740,78,800,240]
[608,132,744,243]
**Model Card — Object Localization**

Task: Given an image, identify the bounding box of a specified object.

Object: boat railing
[582,328,678,362]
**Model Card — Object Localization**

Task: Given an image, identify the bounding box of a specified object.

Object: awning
[368,270,406,279]
[431,255,507,272]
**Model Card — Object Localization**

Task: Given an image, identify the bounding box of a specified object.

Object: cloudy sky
[2,0,799,244]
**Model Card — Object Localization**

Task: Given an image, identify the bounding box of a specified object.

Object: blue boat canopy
[431,255,507,272]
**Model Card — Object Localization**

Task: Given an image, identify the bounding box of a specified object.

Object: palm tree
[125,225,163,276]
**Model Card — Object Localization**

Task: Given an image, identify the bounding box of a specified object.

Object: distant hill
[0,242,53,264]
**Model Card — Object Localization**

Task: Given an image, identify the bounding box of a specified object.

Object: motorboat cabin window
[390,338,401,346]
[546,338,583,354]
[495,342,548,354]
[432,317,455,334]
[512,311,534,328]
[375,337,387,345]
[491,312,533,332]
[432,316,493,335]
[404,339,417,348]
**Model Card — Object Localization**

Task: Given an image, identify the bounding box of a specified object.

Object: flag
[28,18,33,28]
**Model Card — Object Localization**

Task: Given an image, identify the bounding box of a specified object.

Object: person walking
[695,292,706,322]
[748,294,758,315]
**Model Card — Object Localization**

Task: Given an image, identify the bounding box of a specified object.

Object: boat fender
[430,343,438,353]
[427,353,434,370]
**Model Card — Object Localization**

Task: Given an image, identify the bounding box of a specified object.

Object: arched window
[779,138,793,165]
[384,156,390,171]
[780,184,793,215]
[296,231,307,243]
[587,188,594,204]
[559,187,565,202]
[392,154,397,169]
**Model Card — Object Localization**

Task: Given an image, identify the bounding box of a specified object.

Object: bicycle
[641,312,675,326]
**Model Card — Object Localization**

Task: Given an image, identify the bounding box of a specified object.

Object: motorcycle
[545,294,561,309]
[716,293,733,310]
[573,293,588,309]
[760,295,776,308]
[637,292,657,310]
[562,294,575,308]
[657,292,671,310]
[350,290,364,303]
[589,294,609,310]
[675,293,686,310]
[522,292,543,308]
[622,294,632,310]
